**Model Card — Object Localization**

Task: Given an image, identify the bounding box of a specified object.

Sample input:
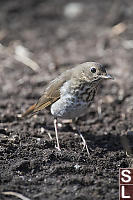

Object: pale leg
[77,127,90,156]
[73,121,90,156]
[54,118,61,151]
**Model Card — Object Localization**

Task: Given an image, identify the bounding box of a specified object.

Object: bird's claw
[55,145,61,151]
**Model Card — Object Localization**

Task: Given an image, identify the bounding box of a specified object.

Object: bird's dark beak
[100,74,114,80]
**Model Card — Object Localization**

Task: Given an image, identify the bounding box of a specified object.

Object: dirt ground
[0,0,133,199]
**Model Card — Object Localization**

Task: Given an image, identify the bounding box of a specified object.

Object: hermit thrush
[22,62,113,155]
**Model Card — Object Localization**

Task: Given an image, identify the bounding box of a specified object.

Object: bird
[22,62,113,155]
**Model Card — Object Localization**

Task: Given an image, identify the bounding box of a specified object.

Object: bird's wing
[22,70,71,117]
[33,77,66,112]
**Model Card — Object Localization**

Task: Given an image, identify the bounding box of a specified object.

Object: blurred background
[0,0,133,113]
[1,1,133,200]
[0,0,133,108]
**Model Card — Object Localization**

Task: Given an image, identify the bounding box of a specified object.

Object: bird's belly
[51,95,89,119]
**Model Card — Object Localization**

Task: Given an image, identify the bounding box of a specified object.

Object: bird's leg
[54,118,61,151]
[72,120,90,156]
[77,127,90,156]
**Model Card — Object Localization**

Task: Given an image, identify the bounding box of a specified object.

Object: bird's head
[80,62,114,82]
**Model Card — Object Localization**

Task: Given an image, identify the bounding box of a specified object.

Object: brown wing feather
[22,103,37,117]
[22,69,72,117]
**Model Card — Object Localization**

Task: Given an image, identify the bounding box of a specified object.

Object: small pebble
[64,3,83,19]
[74,164,80,170]
[40,127,45,133]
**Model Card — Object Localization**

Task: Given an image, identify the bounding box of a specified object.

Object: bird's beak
[100,74,114,80]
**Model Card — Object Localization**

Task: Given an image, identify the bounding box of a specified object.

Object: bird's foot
[82,144,90,156]
[55,145,61,151]
[81,139,90,156]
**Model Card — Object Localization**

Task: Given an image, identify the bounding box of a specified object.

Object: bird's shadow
[42,121,126,153]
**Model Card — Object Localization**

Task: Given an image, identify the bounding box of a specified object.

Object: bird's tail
[22,103,37,118]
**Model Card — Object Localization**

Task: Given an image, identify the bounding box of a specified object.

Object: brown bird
[22,62,113,155]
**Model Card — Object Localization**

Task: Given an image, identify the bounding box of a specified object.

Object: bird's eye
[90,67,96,73]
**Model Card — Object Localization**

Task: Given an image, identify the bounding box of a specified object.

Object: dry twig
[2,191,31,200]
